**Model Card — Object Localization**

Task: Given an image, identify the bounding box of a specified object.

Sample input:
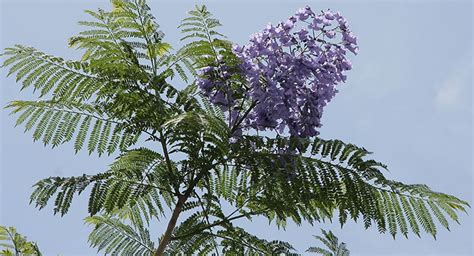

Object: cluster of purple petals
[198,6,358,138]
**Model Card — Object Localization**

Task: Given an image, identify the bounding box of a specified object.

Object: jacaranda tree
[1,0,468,255]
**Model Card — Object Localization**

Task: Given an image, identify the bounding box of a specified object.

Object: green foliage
[307,229,349,256]
[1,45,99,101]
[217,228,298,255]
[1,0,469,255]
[178,5,229,69]
[6,100,138,155]
[85,215,154,255]
[30,148,170,218]
[167,226,298,255]
[0,226,41,256]
[229,136,468,239]
[70,0,168,78]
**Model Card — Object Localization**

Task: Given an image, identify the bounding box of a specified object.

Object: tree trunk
[153,195,187,256]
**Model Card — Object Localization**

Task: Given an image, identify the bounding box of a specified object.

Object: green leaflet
[30,148,169,219]
[85,215,154,256]
[229,135,468,239]
[6,100,138,156]
[2,45,100,101]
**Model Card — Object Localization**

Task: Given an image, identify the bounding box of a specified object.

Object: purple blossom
[324,11,335,20]
[296,6,313,21]
[197,6,358,138]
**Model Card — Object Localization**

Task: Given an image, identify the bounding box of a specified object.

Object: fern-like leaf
[85,215,154,256]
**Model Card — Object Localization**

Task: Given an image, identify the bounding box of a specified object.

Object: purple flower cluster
[198,6,358,138]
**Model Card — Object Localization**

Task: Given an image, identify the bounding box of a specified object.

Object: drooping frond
[225,136,469,239]
[1,45,100,101]
[0,226,42,256]
[85,215,154,256]
[307,138,468,238]
[6,100,139,155]
[29,148,173,217]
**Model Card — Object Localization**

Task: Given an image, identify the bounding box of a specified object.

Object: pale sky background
[0,0,472,255]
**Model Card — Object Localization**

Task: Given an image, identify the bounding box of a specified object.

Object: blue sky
[1,0,472,255]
